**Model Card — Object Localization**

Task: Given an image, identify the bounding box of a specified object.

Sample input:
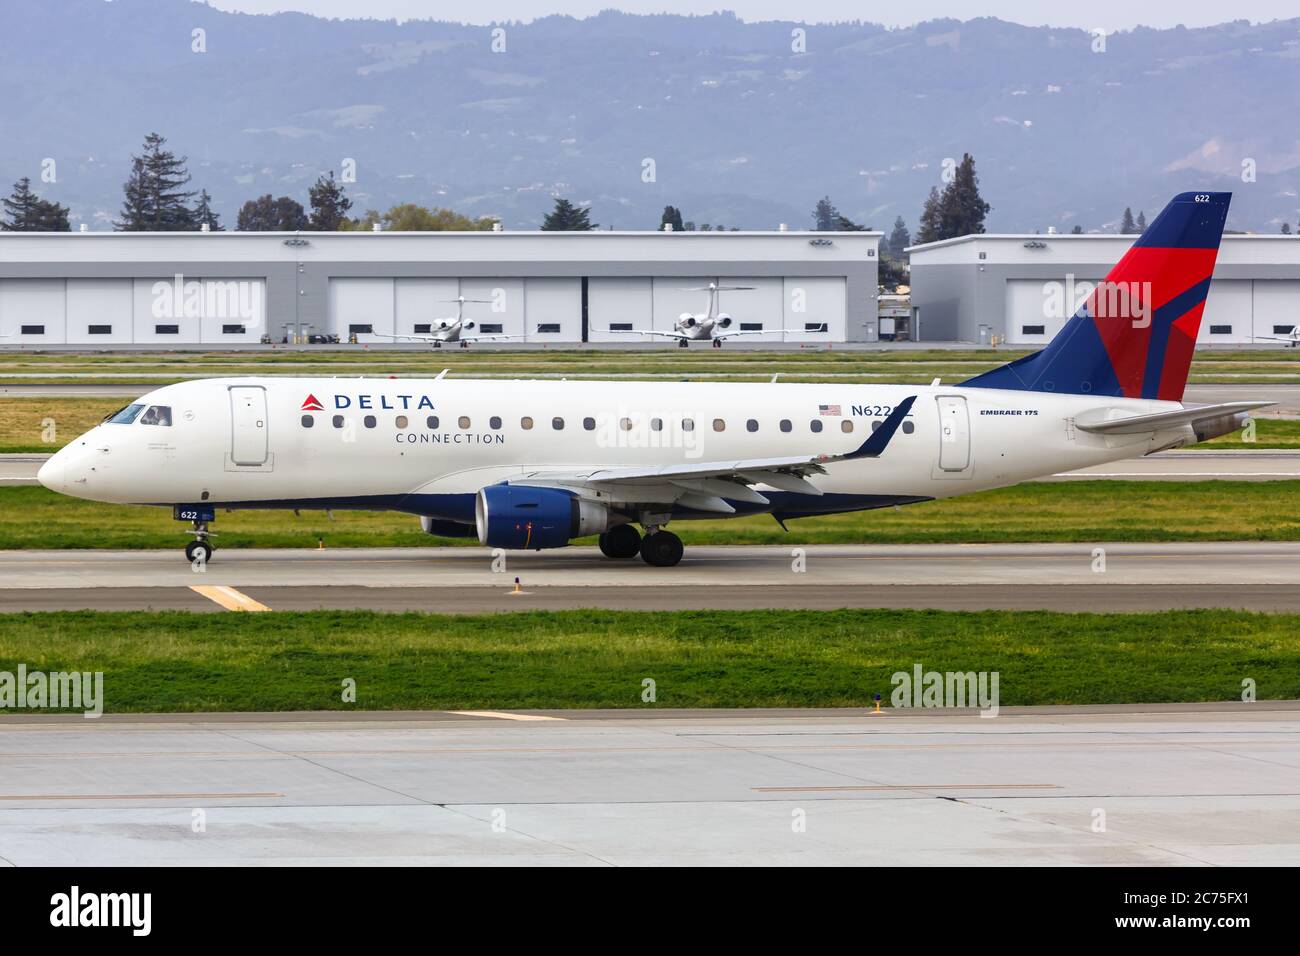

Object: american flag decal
[818,404,841,416]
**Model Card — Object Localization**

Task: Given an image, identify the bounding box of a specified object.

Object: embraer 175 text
[39,193,1270,567]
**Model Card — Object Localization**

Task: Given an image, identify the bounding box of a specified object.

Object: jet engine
[463,321,476,330]
[679,313,697,328]
[475,484,610,550]
[716,314,733,328]
[1192,411,1255,444]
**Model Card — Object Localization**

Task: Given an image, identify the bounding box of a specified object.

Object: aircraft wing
[1075,401,1274,435]
[463,333,526,342]
[714,329,773,340]
[598,328,689,340]
[504,397,916,511]
[371,332,443,344]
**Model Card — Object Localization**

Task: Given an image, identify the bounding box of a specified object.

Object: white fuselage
[40,377,1193,522]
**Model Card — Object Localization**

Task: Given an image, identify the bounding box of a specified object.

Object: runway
[4,542,1299,612]
[1,705,1296,865]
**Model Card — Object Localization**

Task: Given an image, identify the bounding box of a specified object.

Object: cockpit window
[139,405,172,427]
[105,404,144,424]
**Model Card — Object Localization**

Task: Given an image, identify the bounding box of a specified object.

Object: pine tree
[192,189,223,231]
[1,178,41,230]
[813,196,838,231]
[1136,210,1147,232]
[1120,207,1137,234]
[1283,223,1294,235]
[1071,225,1084,234]
[541,197,595,230]
[308,172,352,231]
[2,178,69,231]
[116,133,198,231]
[915,187,943,244]
[659,205,684,231]
[887,215,911,256]
[938,154,991,239]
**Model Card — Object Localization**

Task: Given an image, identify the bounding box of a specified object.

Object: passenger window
[490,416,502,430]
[583,417,596,431]
[332,415,344,429]
[746,419,759,432]
[301,415,314,428]
[139,405,172,426]
[713,419,725,432]
[396,415,408,429]
[651,418,663,431]
[552,417,565,430]
[521,416,533,430]
[810,419,823,433]
[620,417,634,431]
[871,421,881,432]
[364,415,377,429]
[427,416,439,429]
[682,418,694,432]
[458,416,471,429]
[779,419,792,432]
[106,404,144,425]
[841,420,854,433]
[902,421,915,434]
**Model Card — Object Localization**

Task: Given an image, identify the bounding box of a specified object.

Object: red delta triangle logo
[301,394,325,412]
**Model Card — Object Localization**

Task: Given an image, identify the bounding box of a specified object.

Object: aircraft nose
[37,452,65,492]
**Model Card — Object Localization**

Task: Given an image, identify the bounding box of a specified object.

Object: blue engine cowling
[475,484,609,550]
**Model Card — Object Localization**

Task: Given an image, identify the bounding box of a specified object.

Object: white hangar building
[0,229,882,346]
[907,234,1300,346]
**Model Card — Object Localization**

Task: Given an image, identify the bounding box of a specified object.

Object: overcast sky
[205,1,1299,29]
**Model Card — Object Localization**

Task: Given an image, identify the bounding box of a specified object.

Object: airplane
[39,192,1270,568]
[373,296,523,348]
[1257,326,1299,348]
[601,281,768,347]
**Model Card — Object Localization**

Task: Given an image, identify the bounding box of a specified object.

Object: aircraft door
[936,396,971,472]
[229,386,269,465]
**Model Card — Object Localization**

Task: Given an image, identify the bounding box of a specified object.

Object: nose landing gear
[174,506,217,565]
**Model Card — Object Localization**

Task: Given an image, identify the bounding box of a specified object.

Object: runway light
[873,693,883,715]
[512,577,522,595]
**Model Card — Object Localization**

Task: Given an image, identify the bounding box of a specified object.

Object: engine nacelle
[463,320,476,331]
[1193,411,1254,444]
[475,484,610,550]
[419,516,477,538]
[716,314,733,329]
[679,312,697,328]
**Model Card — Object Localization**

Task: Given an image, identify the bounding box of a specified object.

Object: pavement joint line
[189,584,271,612]
[0,792,283,801]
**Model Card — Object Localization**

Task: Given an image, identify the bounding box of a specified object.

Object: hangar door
[936,396,970,472]
[230,386,268,466]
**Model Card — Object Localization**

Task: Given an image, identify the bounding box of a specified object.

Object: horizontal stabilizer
[1075,401,1273,435]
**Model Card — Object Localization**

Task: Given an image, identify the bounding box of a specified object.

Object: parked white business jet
[39,193,1268,567]
[1258,326,1299,348]
[374,296,522,348]
[602,281,768,347]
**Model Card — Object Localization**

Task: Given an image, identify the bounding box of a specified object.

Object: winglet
[846,396,916,460]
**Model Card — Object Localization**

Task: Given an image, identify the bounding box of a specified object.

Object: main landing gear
[639,529,684,567]
[598,523,684,566]
[677,338,689,347]
[598,523,642,559]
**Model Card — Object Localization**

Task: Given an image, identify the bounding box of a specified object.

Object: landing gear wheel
[640,530,684,567]
[599,524,642,559]
[677,338,689,348]
[185,539,214,565]
[712,338,722,348]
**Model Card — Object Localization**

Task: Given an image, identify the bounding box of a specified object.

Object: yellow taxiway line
[189,585,271,612]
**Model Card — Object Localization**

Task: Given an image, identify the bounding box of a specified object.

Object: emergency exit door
[936,396,971,472]
[229,386,268,465]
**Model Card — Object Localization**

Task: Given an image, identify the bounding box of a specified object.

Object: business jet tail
[962,191,1231,401]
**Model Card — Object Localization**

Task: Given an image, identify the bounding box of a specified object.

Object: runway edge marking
[450,711,568,722]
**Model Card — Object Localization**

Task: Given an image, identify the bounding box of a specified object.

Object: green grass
[0,608,1294,712]
[2,481,1297,548]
